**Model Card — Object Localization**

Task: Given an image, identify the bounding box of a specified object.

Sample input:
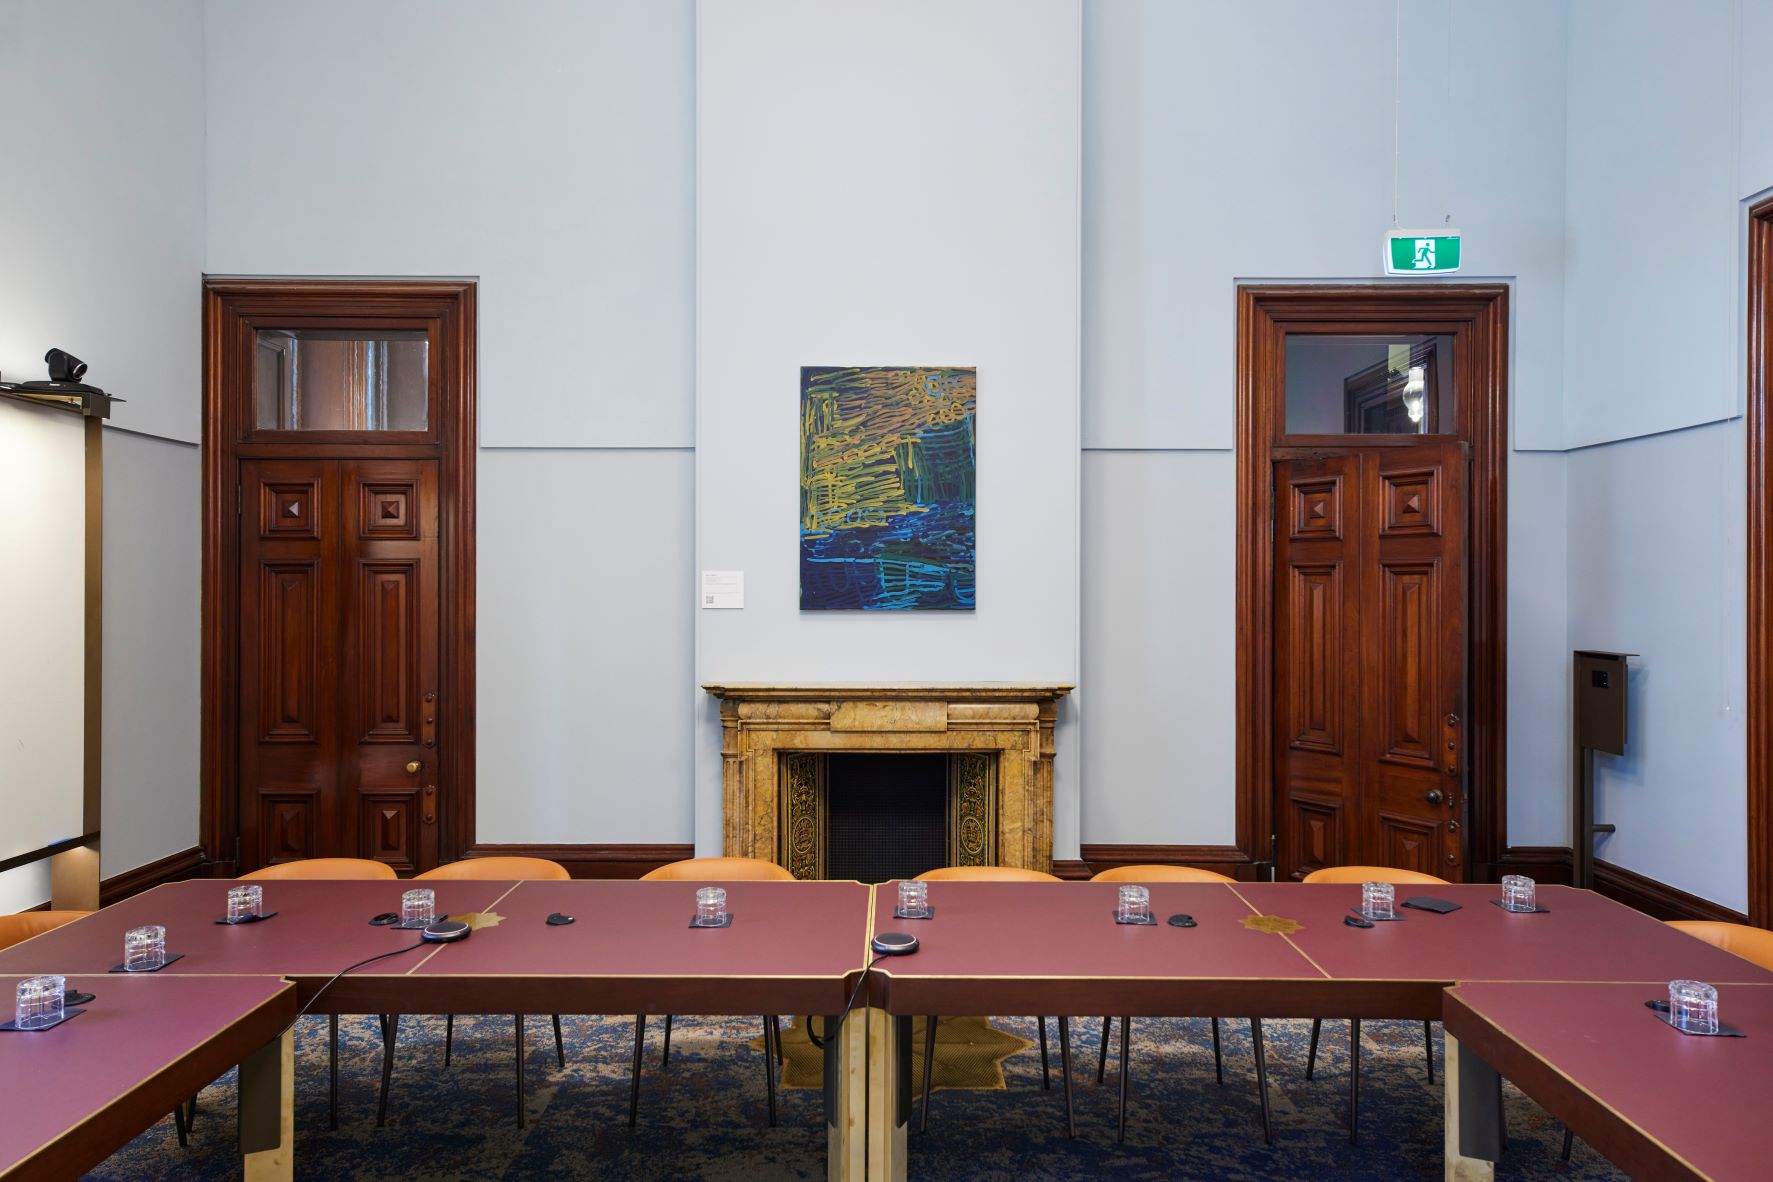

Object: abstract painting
[800,366,976,610]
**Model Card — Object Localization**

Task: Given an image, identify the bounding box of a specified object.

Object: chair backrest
[640,856,797,882]
[1301,865,1451,886]
[1092,864,1236,884]
[915,866,1060,882]
[0,910,91,953]
[416,856,571,882]
[1667,920,1773,973]
[241,858,398,881]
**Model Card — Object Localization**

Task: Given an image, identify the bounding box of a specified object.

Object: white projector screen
[0,399,87,867]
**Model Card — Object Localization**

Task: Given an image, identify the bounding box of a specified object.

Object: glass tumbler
[898,880,930,918]
[1117,884,1152,923]
[694,886,728,927]
[15,975,66,1029]
[401,888,436,928]
[125,925,167,971]
[1669,979,1719,1035]
[227,884,263,922]
[1360,881,1396,921]
[1500,874,1537,912]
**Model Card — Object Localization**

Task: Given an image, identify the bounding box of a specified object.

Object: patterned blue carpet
[83,1013,1625,1180]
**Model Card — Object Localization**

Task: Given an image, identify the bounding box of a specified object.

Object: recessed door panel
[239,458,440,873]
[1274,442,1468,881]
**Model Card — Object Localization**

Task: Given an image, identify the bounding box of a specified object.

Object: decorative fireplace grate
[780,751,997,881]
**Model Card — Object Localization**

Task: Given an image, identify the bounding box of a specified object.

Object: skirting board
[462,843,695,880]
[1593,858,1747,924]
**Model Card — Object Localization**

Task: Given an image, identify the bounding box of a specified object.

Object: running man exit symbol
[1384,230,1462,275]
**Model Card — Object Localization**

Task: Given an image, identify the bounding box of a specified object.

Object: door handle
[406,761,421,775]
[1426,790,1445,806]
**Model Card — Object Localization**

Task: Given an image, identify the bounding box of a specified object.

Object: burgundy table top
[409,880,872,982]
[0,879,514,980]
[1445,981,1773,1182]
[870,881,1321,983]
[0,880,876,1015]
[1231,883,1773,986]
[0,973,294,1179]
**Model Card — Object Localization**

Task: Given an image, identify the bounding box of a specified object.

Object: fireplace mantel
[704,683,1072,875]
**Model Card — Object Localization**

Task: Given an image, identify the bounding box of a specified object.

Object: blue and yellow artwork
[800,366,976,610]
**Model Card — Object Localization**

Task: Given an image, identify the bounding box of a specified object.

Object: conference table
[4,877,1770,1182]
[0,973,296,1180]
[1442,981,1773,1182]
[0,878,875,1181]
[861,880,1773,1182]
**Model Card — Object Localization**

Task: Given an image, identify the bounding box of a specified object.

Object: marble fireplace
[703,684,1072,878]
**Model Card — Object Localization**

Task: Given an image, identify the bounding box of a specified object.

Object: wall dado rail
[703,684,1072,876]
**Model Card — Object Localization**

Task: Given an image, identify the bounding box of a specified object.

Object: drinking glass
[898,880,930,918]
[401,888,435,927]
[694,886,728,927]
[227,884,263,922]
[1669,979,1719,1035]
[14,975,65,1029]
[1117,884,1151,923]
[1500,874,1537,913]
[1360,881,1396,921]
[125,925,167,971]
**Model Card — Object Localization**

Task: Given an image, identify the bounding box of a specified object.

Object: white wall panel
[477,449,695,844]
[1082,0,1569,451]
[696,0,1082,854]
[204,0,695,448]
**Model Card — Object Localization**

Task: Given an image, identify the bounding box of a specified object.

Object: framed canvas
[799,366,976,610]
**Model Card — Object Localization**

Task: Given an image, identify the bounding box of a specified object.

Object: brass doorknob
[1426,789,1445,806]
[406,761,421,774]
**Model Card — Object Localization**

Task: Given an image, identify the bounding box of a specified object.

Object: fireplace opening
[825,753,948,882]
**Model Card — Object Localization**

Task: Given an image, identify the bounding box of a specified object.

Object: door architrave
[1236,284,1508,880]
[201,278,476,875]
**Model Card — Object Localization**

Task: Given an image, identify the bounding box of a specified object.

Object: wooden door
[1273,440,1468,880]
[238,458,440,873]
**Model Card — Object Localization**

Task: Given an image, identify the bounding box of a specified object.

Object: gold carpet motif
[756,1016,1033,1093]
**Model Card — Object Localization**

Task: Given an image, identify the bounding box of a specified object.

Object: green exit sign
[1385,230,1462,275]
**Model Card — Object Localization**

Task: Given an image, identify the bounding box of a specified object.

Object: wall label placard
[701,570,744,609]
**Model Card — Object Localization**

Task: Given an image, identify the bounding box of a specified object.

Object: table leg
[825,1013,867,1182]
[1443,1033,1499,1182]
[862,1008,909,1182]
[240,1027,294,1181]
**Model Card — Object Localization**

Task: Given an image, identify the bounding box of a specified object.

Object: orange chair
[241,858,397,1129]
[630,856,797,1128]
[910,866,1077,1138]
[383,857,573,1128]
[241,857,396,881]
[0,910,90,952]
[1667,920,1773,971]
[1088,866,1272,1144]
[1301,865,1451,1143]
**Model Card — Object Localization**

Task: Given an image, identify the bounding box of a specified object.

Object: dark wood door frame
[201,278,477,875]
[1236,284,1509,880]
[1748,197,1773,927]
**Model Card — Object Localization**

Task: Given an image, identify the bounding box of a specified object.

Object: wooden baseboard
[1077,844,1263,882]
[1493,845,1574,887]
[99,845,209,907]
[461,843,695,880]
[1593,858,1748,924]
[1051,859,1091,881]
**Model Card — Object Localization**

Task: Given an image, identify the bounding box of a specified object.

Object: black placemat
[0,1007,84,1032]
[214,911,279,925]
[688,913,735,929]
